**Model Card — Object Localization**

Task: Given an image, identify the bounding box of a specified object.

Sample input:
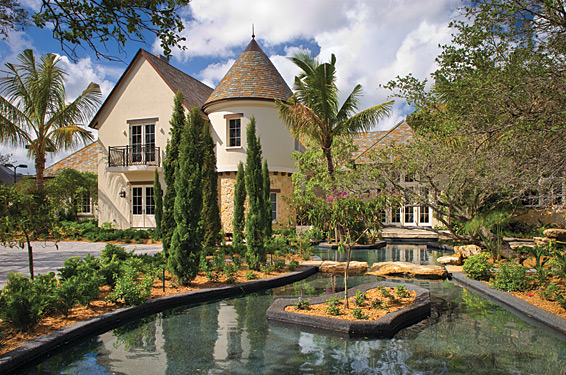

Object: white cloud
[189,0,459,130]
[198,58,235,87]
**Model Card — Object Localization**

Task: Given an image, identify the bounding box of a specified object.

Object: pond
[312,243,444,265]
[20,246,566,375]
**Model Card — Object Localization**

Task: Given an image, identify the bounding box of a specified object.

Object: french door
[131,185,155,228]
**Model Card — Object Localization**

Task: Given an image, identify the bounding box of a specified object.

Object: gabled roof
[351,121,414,163]
[44,142,98,177]
[89,49,213,129]
[203,38,292,109]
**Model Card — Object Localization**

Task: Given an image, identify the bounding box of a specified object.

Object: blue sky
[0,0,461,174]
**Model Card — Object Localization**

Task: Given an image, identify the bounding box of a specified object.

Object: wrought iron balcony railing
[108,145,160,167]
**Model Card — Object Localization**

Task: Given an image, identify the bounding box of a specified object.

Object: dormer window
[225,113,244,148]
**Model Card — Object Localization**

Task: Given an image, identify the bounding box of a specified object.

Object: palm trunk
[35,151,45,188]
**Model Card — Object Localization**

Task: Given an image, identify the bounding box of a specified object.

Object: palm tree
[276,51,393,176]
[0,49,101,187]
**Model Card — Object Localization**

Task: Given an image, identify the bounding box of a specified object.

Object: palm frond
[336,100,394,136]
[48,125,94,152]
[0,96,31,146]
[276,98,324,144]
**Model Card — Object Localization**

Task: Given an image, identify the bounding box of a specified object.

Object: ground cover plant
[286,284,416,321]
[462,241,566,315]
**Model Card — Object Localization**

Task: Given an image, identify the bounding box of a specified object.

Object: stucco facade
[89,40,297,231]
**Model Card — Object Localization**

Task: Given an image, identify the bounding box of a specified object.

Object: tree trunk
[35,151,46,188]
[344,244,351,309]
[26,233,34,280]
[322,146,334,177]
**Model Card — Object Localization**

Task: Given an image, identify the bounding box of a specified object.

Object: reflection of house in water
[213,301,251,364]
[316,244,431,265]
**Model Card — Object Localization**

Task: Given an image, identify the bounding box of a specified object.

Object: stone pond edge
[266,282,431,337]
[0,266,318,375]
[451,272,566,339]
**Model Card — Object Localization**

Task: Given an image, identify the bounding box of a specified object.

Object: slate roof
[90,49,213,129]
[203,38,292,109]
[44,142,98,177]
[351,121,414,163]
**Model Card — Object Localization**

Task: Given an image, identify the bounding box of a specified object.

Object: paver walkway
[0,241,162,288]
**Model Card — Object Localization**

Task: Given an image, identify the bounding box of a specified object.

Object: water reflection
[314,244,438,265]
[23,275,566,374]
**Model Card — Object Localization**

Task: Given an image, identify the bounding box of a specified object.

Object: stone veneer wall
[44,142,98,177]
[218,171,294,233]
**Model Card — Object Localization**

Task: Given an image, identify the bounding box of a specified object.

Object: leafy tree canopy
[0,0,190,61]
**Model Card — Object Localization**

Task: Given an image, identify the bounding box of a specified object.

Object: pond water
[20,246,566,375]
[313,243,443,265]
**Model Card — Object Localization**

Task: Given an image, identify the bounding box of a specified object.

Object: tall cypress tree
[202,119,221,247]
[161,91,186,256]
[262,160,272,239]
[153,168,163,239]
[232,161,246,247]
[167,108,203,284]
[244,117,265,269]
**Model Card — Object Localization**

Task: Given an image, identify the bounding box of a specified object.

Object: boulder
[299,260,323,268]
[543,229,566,242]
[367,262,447,279]
[319,261,369,275]
[454,244,482,259]
[437,255,462,266]
[533,236,550,246]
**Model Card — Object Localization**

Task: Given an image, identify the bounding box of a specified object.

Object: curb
[0,266,317,375]
[451,272,566,340]
[267,282,430,338]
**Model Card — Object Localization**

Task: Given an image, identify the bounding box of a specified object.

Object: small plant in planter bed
[293,297,311,310]
[354,290,366,306]
[352,308,369,320]
[463,252,493,281]
[490,260,530,292]
[395,284,410,299]
[326,296,343,316]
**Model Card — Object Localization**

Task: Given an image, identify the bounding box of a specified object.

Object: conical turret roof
[203,38,292,109]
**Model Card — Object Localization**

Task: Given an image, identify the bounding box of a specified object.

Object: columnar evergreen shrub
[245,118,266,269]
[232,162,246,246]
[168,108,203,284]
[262,160,272,239]
[162,91,186,256]
[153,168,163,239]
[202,119,221,247]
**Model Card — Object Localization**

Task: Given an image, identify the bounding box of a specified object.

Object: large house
[89,37,296,231]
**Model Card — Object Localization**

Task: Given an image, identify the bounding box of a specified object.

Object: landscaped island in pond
[267,282,430,337]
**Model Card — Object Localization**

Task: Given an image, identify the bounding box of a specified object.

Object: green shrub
[287,260,299,271]
[101,243,131,263]
[245,270,257,280]
[326,304,341,316]
[293,296,311,310]
[261,265,274,274]
[463,253,493,281]
[273,258,286,269]
[107,259,155,306]
[538,282,562,301]
[490,261,530,292]
[58,254,101,280]
[395,284,410,299]
[354,290,366,306]
[0,273,46,330]
[52,278,81,316]
[371,299,386,309]
[352,308,369,320]
[33,272,58,313]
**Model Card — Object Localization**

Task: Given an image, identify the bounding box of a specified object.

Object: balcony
[108,145,161,168]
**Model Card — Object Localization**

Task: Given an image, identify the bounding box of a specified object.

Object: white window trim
[270,192,278,223]
[225,114,243,149]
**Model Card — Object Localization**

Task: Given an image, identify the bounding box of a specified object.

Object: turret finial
[252,24,255,39]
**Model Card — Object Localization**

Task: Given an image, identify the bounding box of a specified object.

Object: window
[146,187,155,215]
[391,205,401,223]
[404,206,414,224]
[130,123,155,163]
[270,193,277,221]
[419,206,430,224]
[132,187,143,215]
[81,193,92,213]
[229,119,241,147]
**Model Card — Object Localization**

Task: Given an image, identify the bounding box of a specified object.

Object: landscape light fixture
[119,190,126,198]
[4,163,28,184]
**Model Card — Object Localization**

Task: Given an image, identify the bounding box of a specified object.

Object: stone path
[0,241,162,288]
